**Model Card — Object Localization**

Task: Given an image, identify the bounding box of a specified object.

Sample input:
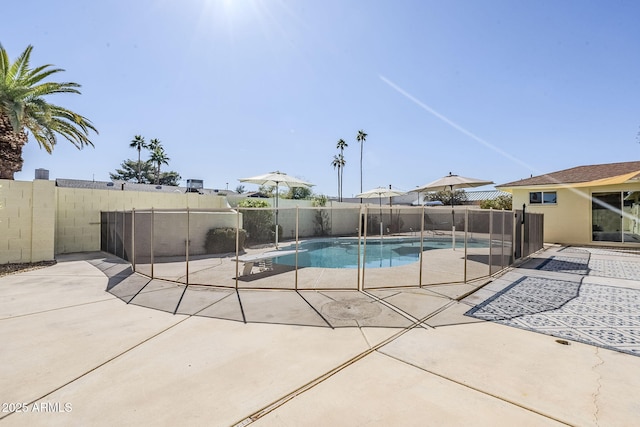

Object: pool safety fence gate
[100,206,543,291]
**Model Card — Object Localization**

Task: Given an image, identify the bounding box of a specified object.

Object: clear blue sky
[5,0,640,196]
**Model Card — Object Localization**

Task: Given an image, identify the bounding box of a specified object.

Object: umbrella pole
[379,198,383,240]
[389,184,393,234]
[275,183,279,249]
[451,185,456,250]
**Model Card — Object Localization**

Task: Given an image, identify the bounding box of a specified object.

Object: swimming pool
[273,237,489,269]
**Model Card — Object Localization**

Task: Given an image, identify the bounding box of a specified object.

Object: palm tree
[0,44,97,179]
[356,129,367,201]
[129,135,147,183]
[149,142,169,185]
[147,138,162,184]
[148,137,161,152]
[336,138,348,201]
[338,154,346,201]
[331,154,341,200]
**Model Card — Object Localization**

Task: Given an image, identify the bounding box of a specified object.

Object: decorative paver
[588,258,640,280]
[536,255,590,274]
[465,277,582,322]
[466,277,640,356]
[561,246,640,258]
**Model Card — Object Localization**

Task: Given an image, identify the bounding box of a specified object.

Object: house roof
[464,190,510,202]
[498,161,640,188]
[55,178,234,195]
[56,179,121,190]
[348,189,508,206]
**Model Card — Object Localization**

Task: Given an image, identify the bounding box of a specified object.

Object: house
[461,190,511,206]
[369,190,507,207]
[497,161,640,246]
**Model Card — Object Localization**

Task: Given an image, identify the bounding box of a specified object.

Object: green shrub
[311,194,328,207]
[480,195,512,210]
[204,228,246,254]
[238,199,275,243]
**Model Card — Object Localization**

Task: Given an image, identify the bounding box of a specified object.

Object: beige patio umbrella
[415,172,493,248]
[356,186,406,238]
[239,171,313,248]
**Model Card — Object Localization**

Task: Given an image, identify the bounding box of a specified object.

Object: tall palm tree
[331,154,341,200]
[338,154,346,201]
[356,130,367,201]
[148,138,161,183]
[148,137,161,152]
[149,141,169,185]
[129,135,147,183]
[336,138,348,201]
[0,44,97,179]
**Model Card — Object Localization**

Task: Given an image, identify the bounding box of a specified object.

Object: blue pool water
[273,237,488,269]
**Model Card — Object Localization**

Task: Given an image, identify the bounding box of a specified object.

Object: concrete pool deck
[1,245,639,426]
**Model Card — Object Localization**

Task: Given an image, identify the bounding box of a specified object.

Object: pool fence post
[114,211,118,258]
[120,211,125,259]
[131,208,136,273]
[489,208,493,277]
[357,206,362,291]
[295,206,299,290]
[501,209,506,271]
[186,208,190,285]
[464,208,468,283]
[361,205,368,291]
[419,205,425,287]
[235,209,240,290]
[122,211,127,260]
[151,208,155,279]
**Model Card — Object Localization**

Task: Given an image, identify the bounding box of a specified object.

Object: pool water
[273,237,488,269]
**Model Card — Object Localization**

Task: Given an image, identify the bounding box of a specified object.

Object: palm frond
[0,43,97,174]
[23,68,68,87]
[0,45,11,81]
[5,45,33,85]
[29,82,82,97]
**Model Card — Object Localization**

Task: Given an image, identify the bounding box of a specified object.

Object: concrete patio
[1,245,639,426]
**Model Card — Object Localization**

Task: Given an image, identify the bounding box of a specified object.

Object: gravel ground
[0,261,57,277]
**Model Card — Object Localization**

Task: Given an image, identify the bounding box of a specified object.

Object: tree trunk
[340,167,343,202]
[0,115,29,180]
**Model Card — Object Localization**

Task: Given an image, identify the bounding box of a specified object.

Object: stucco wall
[512,183,640,246]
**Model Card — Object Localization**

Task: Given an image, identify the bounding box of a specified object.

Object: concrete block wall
[1,179,234,264]
[55,187,231,255]
[136,211,239,257]
[0,179,56,263]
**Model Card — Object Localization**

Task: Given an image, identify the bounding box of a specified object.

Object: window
[543,192,557,204]
[529,191,556,204]
[592,191,640,243]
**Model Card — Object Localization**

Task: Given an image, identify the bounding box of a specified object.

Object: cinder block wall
[135,211,240,257]
[0,179,233,264]
[0,180,56,263]
[55,187,231,254]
